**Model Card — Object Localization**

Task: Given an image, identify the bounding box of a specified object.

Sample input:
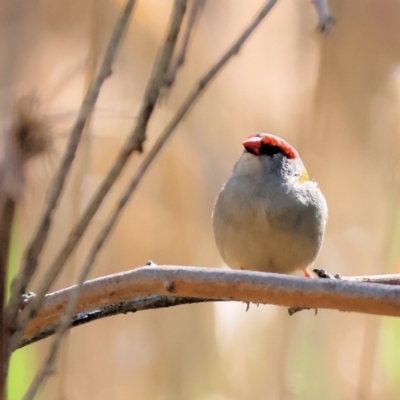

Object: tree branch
[18,266,400,349]
[163,0,206,92]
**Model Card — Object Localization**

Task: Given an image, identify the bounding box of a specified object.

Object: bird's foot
[302,268,314,278]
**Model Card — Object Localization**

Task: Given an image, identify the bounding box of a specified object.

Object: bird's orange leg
[302,268,314,278]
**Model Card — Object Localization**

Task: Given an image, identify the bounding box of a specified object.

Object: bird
[212,132,328,277]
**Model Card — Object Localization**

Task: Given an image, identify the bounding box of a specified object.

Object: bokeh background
[3,0,400,399]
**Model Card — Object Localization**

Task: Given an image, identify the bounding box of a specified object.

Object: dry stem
[164,0,206,91]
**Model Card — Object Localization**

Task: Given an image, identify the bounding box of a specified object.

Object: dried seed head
[11,93,52,163]
[0,93,52,202]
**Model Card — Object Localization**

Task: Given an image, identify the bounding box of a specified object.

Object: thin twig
[311,0,335,33]
[18,266,400,349]
[58,3,103,396]
[7,0,137,357]
[19,295,217,348]
[164,0,206,91]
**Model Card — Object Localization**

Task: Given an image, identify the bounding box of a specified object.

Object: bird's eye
[259,144,282,157]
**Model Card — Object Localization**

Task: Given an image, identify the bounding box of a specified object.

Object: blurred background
[3,0,400,399]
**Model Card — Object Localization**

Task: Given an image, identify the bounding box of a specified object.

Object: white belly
[212,180,323,274]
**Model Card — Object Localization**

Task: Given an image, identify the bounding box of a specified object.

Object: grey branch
[18,265,400,351]
[163,0,206,92]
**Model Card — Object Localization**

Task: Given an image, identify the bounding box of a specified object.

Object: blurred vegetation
[2,0,400,399]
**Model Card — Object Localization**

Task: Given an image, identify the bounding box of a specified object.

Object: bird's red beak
[242,136,261,156]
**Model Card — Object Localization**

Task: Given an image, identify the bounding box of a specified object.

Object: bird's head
[238,132,309,183]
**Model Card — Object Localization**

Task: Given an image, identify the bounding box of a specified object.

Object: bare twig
[58,4,103,396]
[17,266,400,349]
[164,0,206,91]
[311,0,335,33]
[7,0,137,356]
